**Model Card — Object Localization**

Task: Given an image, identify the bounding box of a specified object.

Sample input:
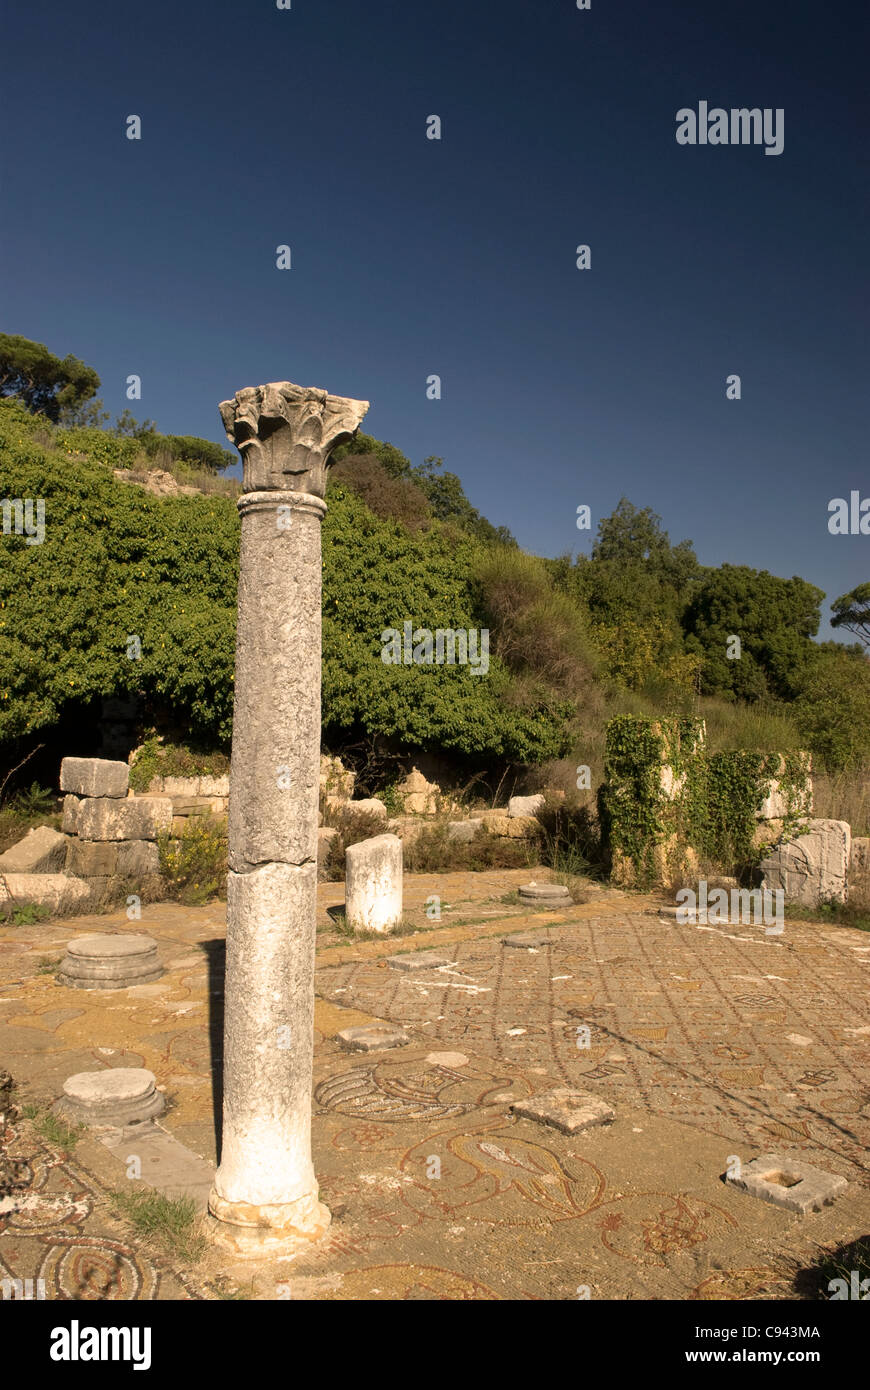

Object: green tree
[831,582,870,649]
[793,643,870,769]
[549,501,698,691]
[0,399,239,745]
[321,483,568,761]
[683,565,823,701]
[115,409,158,438]
[592,497,698,595]
[333,435,515,544]
[0,333,101,423]
[0,400,568,766]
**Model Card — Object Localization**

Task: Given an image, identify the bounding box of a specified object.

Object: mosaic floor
[1,873,868,1300]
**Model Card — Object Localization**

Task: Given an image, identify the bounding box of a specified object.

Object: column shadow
[200,938,226,1162]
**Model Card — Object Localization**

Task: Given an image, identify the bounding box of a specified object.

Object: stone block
[0,825,69,875]
[336,1024,410,1052]
[317,827,339,861]
[67,840,119,877]
[319,753,356,801]
[399,766,441,815]
[161,776,202,797]
[384,817,425,842]
[346,798,387,821]
[198,775,230,797]
[725,1153,848,1214]
[57,932,163,988]
[76,796,173,842]
[659,766,687,801]
[61,795,81,834]
[170,796,225,816]
[482,814,539,839]
[508,794,544,818]
[0,873,91,915]
[345,833,402,933]
[387,949,454,972]
[53,1067,164,1128]
[447,819,484,842]
[850,837,870,875]
[511,1088,615,1134]
[60,757,129,799]
[760,818,850,906]
[756,753,813,820]
[116,840,160,878]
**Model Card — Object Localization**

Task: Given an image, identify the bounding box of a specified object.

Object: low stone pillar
[57,933,162,989]
[207,381,368,1257]
[345,833,403,934]
[54,1069,164,1129]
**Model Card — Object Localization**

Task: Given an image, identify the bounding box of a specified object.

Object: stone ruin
[0,754,234,917]
[0,744,556,921]
[760,818,852,907]
[604,717,861,908]
[0,756,169,915]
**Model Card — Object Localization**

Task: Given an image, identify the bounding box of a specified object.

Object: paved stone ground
[1,869,868,1301]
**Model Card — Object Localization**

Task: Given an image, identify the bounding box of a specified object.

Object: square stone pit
[726,1153,848,1214]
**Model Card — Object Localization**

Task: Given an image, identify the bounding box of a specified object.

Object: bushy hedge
[0,402,572,763]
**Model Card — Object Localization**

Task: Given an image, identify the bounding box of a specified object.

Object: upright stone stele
[206,381,368,1256]
[345,833,403,933]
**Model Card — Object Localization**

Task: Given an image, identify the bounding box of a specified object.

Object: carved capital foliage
[219,381,370,495]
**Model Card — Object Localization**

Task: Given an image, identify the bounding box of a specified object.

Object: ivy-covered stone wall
[602,716,811,887]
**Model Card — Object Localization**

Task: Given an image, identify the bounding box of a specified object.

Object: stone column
[206,382,368,1256]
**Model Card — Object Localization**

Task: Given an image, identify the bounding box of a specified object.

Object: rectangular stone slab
[726,1153,848,1214]
[76,797,173,842]
[100,1124,214,1208]
[0,872,91,914]
[60,757,129,799]
[67,840,120,877]
[511,1088,615,1134]
[0,825,68,874]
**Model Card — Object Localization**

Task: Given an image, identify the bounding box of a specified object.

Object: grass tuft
[22,1103,84,1152]
[109,1189,207,1264]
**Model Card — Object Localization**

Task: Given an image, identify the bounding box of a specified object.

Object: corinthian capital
[219,381,370,495]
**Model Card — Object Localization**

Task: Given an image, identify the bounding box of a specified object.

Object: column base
[205,1190,331,1259]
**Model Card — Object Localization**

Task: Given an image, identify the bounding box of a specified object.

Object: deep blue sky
[4,0,867,637]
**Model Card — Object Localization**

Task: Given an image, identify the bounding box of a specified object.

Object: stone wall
[0,757,171,913]
[603,716,814,890]
[141,774,229,832]
[60,757,168,902]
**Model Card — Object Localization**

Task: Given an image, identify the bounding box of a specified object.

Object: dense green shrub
[321,484,573,762]
[0,404,572,765]
[2,395,868,788]
[0,400,239,745]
